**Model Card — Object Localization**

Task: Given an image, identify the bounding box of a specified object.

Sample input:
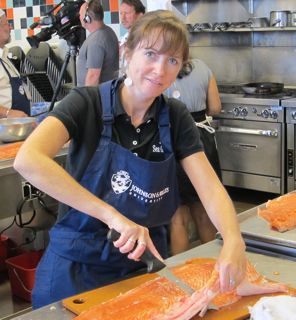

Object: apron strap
[159,94,173,156]
[98,83,173,157]
[0,58,13,80]
[98,80,118,146]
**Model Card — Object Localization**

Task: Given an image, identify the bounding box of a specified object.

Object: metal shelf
[189,27,296,33]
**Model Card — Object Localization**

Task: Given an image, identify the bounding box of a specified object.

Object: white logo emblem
[111,170,132,194]
[18,85,25,95]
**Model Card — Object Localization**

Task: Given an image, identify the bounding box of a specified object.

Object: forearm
[85,68,101,86]
[0,105,9,118]
[181,153,244,244]
[201,181,244,246]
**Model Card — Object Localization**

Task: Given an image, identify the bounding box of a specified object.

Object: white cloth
[249,295,296,320]
[0,9,5,17]
[0,47,20,109]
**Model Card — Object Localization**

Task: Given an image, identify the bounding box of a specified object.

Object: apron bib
[32,80,180,308]
[0,59,30,115]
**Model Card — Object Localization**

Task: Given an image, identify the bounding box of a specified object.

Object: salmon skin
[73,258,292,320]
[258,193,296,232]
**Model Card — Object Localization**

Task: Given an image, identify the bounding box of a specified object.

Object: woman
[14,10,246,308]
[165,59,222,254]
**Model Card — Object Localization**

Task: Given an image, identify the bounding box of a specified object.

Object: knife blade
[107,229,195,295]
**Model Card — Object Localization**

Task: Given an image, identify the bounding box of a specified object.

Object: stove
[282,98,296,192]
[213,85,296,194]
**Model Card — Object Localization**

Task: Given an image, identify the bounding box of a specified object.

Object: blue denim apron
[0,59,30,115]
[32,80,180,308]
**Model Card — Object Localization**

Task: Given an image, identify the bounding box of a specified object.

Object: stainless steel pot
[270,10,291,27]
[248,17,269,28]
[288,11,296,27]
[0,117,37,142]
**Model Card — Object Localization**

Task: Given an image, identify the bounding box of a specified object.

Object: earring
[124,77,133,87]
[172,89,181,99]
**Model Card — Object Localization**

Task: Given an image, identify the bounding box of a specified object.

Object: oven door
[287,122,295,192]
[215,119,283,193]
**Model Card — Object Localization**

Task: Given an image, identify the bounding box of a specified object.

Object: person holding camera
[14,10,246,308]
[77,0,119,86]
[0,9,30,118]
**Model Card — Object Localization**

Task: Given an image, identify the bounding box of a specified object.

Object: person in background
[14,10,246,308]
[165,58,222,255]
[77,0,119,86]
[119,0,145,75]
[0,9,30,118]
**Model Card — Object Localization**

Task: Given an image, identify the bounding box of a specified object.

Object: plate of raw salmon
[258,192,296,232]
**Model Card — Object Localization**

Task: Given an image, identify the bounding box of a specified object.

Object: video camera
[27,0,85,48]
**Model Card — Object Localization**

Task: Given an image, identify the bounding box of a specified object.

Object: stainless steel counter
[0,145,67,220]
[9,239,296,320]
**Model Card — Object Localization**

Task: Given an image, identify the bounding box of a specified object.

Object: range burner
[218,84,296,100]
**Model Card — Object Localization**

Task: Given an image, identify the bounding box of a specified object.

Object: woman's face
[126,33,183,100]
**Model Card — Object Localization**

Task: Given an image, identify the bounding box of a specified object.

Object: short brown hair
[126,10,189,63]
[87,0,104,21]
[121,0,145,14]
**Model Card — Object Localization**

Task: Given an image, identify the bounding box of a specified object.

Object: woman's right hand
[108,213,163,262]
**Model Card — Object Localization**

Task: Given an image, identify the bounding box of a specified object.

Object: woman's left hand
[216,237,246,292]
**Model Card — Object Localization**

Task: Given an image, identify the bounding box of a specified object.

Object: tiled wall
[1,0,126,41]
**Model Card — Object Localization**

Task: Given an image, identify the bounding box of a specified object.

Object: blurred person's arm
[85,68,101,86]
[0,105,28,118]
[206,76,221,116]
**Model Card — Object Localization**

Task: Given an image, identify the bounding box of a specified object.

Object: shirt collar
[114,80,159,122]
[0,47,11,59]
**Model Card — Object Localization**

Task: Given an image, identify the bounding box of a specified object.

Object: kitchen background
[1,0,296,253]
[1,0,296,84]
[1,1,296,318]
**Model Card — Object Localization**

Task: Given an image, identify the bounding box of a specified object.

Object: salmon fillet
[0,142,23,160]
[74,258,290,320]
[258,193,296,232]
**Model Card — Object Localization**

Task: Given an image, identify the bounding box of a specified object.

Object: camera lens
[27,27,55,48]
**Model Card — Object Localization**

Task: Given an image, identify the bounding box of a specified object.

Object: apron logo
[18,85,25,95]
[111,170,170,203]
[111,170,132,194]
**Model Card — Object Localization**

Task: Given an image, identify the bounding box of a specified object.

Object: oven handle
[216,126,278,137]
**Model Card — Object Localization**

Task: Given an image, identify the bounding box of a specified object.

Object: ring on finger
[229,279,235,286]
[127,238,136,244]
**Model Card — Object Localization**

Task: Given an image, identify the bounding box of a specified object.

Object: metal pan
[241,82,284,95]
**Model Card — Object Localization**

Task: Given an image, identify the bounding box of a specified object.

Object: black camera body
[27,0,85,48]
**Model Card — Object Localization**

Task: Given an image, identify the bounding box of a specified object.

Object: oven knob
[292,112,296,120]
[261,109,270,118]
[240,108,248,117]
[270,111,278,119]
[233,107,240,116]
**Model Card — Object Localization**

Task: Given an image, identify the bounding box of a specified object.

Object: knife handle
[107,229,166,273]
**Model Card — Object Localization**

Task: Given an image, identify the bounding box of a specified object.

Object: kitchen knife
[107,229,195,295]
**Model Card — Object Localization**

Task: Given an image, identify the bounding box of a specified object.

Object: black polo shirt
[51,84,204,183]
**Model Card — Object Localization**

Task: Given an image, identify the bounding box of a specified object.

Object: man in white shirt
[0,9,30,118]
[119,0,145,75]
